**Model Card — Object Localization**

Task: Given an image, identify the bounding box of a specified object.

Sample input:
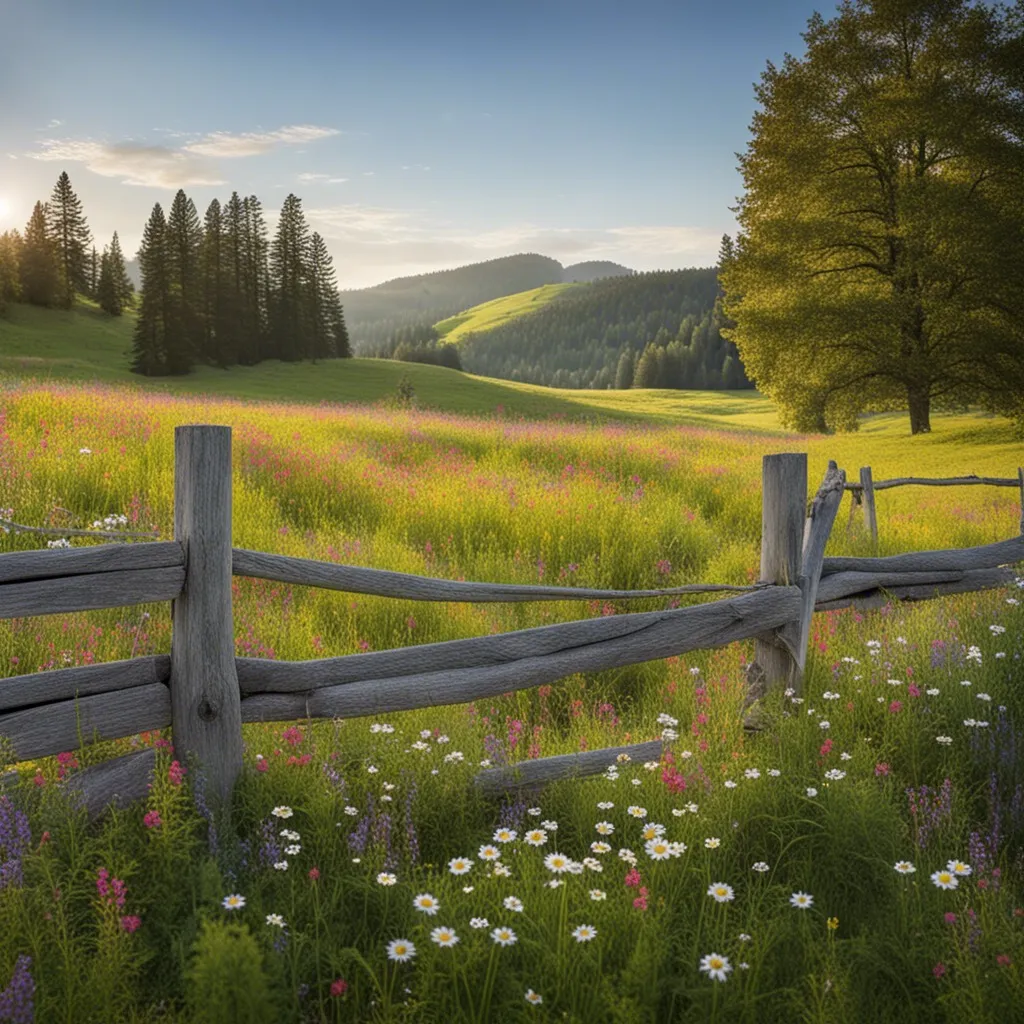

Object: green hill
[433,283,580,345]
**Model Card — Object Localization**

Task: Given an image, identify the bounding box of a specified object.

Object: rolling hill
[434,283,580,345]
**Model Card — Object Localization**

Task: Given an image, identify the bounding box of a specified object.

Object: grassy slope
[432,282,579,344]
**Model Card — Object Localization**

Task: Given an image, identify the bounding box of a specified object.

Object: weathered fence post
[750,453,806,700]
[1018,468,1023,535]
[859,467,878,548]
[170,426,243,808]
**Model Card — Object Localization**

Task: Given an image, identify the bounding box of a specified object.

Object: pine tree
[0,231,22,314]
[201,198,232,367]
[304,231,349,360]
[19,202,60,307]
[47,172,92,308]
[97,247,117,314]
[108,232,133,311]
[614,349,634,389]
[244,196,271,362]
[164,190,203,372]
[222,193,248,364]
[131,204,171,376]
[269,194,310,360]
[633,343,661,388]
[89,246,99,298]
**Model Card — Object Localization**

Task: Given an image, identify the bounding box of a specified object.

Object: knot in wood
[198,697,219,722]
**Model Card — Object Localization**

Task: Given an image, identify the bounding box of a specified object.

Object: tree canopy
[720,0,1024,434]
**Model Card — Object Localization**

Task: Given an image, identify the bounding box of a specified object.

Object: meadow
[433,284,579,346]
[0,377,1022,1023]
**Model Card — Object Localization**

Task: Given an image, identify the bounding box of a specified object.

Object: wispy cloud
[298,172,348,184]
[26,139,225,188]
[184,124,339,158]
[47,119,62,129]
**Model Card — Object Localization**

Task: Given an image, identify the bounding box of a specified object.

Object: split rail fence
[0,426,1021,820]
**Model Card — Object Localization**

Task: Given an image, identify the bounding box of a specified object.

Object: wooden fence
[1,427,1022,820]
[845,466,1024,547]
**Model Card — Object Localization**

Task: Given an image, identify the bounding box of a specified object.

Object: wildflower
[503,896,524,913]
[284,844,301,856]
[544,853,571,873]
[330,979,348,997]
[618,848,638,865]
[699,952,732,982]
[143,810,162,829]
[738,933,752,942]
[377,873,397,886]
[271,806,293,819]
[931,871,958,890]
[947,860,972,876]
[824,769,846,781]
[266,914,286,928]
[413,893,440,914]
[595,821,615,835]
[927,688,940,696]
[222,894,246,910]
[645,839,672,860]
[448,857,473,875]
[120,915,141,933]
[827,917,839,930]
[597,801,614,810]
[933,962,946,979]
[273,861,288,871]
[525,989,543,1005]
[790,892,814,909]
[875,763,890,777]
[819,720,830,730]
[627,806,647,819]
[493,828,516,843]
[386,939,416,963]
[744,768,761,779]
[541,819,558,831]
[591,842,611,854]
[280,829,300,841]
[571,924,597,942]
[344,806,359,816]
[894,862,915,875]
[944,912,957,924]
[478,845,501,861]
[491,927,517,946]
[492,863,512,877]
[462,886,473,893]
[430,927,459,947]
[752,862,770,873]
[470,917,489,929]
[996,954,1012,967]
[704,838,721,849]
[590,889,607,901]
[583,857,603,872]
[308,867,320,881]
[527,807,542,816]
[724,780,738,789]
[640,823,665,841]
[707,883,735,903]
[524,829,547,846]
[769,769,781,777]
[936,736,952,746]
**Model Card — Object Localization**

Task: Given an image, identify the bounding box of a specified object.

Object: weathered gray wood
[232,548,767,602]
[816,569,967,604]
[860,467,878,547]
[753,454,806,694]
[473,740,664,796]
[814,567,1016,612]
[63,748,158,821]
[872,475,1019,490]
[0,516,161,541]
[0,541,183,585]
[239,585,802,723]
[796,462,846,674]
[0,566,185,620]
[1018,468,1023,535]
[820,535,1024,576]
[0,655,171,713]
[170,425,243,808]
[0,682,171,762]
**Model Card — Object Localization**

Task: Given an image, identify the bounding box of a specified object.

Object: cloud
[47,119,62,128]
[26,139,225,188]
[184,124,339,158]
[298,173,348,184]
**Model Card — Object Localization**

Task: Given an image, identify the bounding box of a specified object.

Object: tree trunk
[908,385,931,434]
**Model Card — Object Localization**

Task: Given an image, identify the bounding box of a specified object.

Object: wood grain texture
[0,541,182,585]
[63,748,158,821]
[872,475,1019,490]
[797,462,846,674]
[0,517,161,541]
[239,585,802,723]
[0,655,171,713]
[755,454,806,692]
[473,740,664,796]
[170,426,243,807]
[814,567,1015,612]
[859,467,878,547]
[816,570,967,604]
[232,548,767,602]
[0,682,171,762]
[820,535,1024,576]
[0,566,185,620]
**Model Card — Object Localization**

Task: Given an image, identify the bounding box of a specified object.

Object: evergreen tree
[244,196,271,361]
[269,193,310,360]
[165,190,203,371]
[201,198,231,367]
[222,192,248,364]
[19,202,60,307]
[633,343,661,388]
[108,232,133,310]
[97,247,117,314]
[614,349,635,389]
[304,231,349,360]
[0,231,21,314]
[89,246,99,298]
[131,204,172,376]
[47,171,92,308]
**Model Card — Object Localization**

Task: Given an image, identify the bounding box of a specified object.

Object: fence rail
[1,426,1022,818]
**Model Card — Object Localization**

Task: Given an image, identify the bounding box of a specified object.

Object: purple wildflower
[0,797,30,890]
[0,955,34,1024]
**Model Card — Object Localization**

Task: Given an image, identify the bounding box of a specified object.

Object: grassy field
[0,343,1022,1020]
[433,283,579,345]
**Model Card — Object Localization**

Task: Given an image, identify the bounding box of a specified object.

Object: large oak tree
[720,0,1024,434]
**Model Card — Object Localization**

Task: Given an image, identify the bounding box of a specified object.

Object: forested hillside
[457,268,753,390]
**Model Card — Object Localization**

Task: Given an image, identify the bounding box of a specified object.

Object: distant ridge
[561,261,633,283]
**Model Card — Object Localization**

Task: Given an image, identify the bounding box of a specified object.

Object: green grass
[433,283,579,344]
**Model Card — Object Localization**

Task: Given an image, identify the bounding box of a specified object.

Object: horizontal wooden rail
[844,475,1020,491]
[0,567,185,620]
[64,748,158,821]
[815,567,1015,612]
[0,655,171,713]
[0,516,161,541]
[232,548,767,603]
[0,682,171,762]
[238,585,802,723]
[0,541,183,585]
[473,740,664,796]
[820,535,1024,577]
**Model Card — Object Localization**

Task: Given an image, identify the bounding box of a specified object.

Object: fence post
[859,466,878,548]
[170,425,243,808]
[752,453,806,695]
[1018,468,1023,535]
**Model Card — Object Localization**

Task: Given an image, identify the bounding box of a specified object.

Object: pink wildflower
[997,955,1012,968]
[624,868,642,888]
[143,810,162,829]
[168,761,186,786]
[120,915,141,933]
[874,763,890,777]
[889,700,903,714]
[944,912,957,924]
[933,963,946,979]
[330,978,349,997]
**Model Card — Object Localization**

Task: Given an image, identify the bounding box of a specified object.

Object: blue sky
[1,0,822,288]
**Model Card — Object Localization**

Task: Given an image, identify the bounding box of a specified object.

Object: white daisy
[571,924,597,942]
[222,894,246,910]
[430,927,459,947]
[386,938,416,962]
[707,883,735,903]
[699,952,732,983]
[412,893,440,915]
[790,891,813,909]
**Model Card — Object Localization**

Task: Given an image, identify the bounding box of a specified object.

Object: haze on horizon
[1,0,819,290]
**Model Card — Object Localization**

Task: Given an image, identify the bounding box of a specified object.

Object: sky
[0,0,824,290]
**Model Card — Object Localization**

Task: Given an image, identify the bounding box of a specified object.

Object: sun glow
[0,196,10,223]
